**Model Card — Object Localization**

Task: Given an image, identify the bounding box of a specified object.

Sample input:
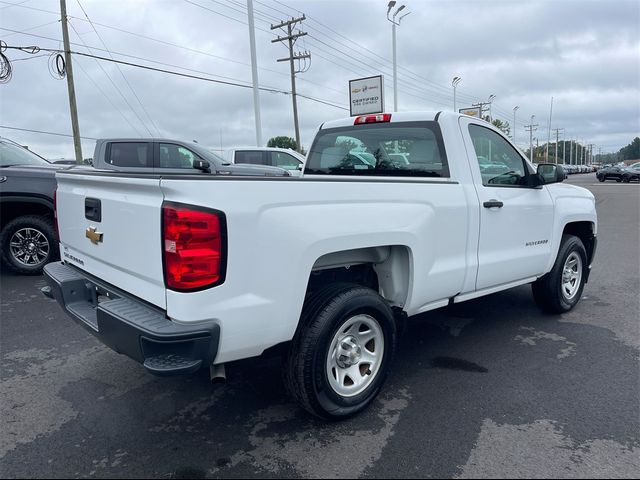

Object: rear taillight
[53,188,59,238]
[354,113,391,125]
[162,202,226,291]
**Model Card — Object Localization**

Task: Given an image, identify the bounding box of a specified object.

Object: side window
[468,124,528,186]
[107,142,150,167]
[235,150,266,165]
[271,151,301,170]
[159,143,197,169]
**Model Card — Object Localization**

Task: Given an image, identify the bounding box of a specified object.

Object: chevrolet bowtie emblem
[85,226,103,244]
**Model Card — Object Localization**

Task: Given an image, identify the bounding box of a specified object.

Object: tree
[619,137,640,160]
[267,136,297,151]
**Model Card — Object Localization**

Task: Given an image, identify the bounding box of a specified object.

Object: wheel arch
[562,221,596,267]
[0,197,54,232]
[308,245,412,309]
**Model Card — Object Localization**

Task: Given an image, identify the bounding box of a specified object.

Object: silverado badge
[85,226,104,245]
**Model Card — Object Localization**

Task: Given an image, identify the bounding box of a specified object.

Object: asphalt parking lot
[1,174,638,479]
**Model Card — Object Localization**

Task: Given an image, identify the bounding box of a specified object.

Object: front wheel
[598,176,605,182]
[284,283,397,419]
[532,235,587,313]
[622,176,630,183]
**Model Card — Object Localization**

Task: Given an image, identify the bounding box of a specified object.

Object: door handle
[483,200,504,208]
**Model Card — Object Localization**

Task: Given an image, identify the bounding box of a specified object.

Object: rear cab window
[305,121,449,178]
[235,150,267,165]
[107,142,152,168]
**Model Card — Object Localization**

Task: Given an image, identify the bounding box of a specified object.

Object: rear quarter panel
[161,177,469,363]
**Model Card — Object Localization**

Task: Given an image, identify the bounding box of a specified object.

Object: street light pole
[526,114,537,163]
[452,76,461,112]
[488,94,495,123]
[387,1,410,112]
[512,106,519,143]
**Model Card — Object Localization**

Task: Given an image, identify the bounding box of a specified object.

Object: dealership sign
[459,107,482,118]
[349,75,384,116]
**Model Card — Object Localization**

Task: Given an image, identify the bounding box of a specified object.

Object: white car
[223,147,305,176]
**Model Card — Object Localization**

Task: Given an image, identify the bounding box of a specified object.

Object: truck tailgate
[55,172,166,309]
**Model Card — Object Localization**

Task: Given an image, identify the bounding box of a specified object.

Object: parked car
[91,139,291,177]
[621,162,640,183]
[596,164,626,182]
[0,137,73,274]
[44,111,597,419]
[224,147,305,176]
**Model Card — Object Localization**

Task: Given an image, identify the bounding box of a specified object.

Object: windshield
[0,140,50,167]
[189,144,226,165]
[305,121,449,177]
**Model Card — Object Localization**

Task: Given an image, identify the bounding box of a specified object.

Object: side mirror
[193,159,211,173]
[537,163,565,184]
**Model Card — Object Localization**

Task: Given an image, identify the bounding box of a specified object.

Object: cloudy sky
[0,0,638,159]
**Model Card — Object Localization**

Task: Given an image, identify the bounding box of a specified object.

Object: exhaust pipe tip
[210,364,226,384]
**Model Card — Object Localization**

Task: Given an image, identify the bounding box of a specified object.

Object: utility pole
[570,139,574,165]
[472,101,492,123]
[552,127,564,164]
[271,16,310,153]
[60,0,82,164]
[525,116,538,163]
[545,96,553,163]
[247,0,262,147]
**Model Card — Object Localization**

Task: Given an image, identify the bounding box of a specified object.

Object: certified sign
[349,75,384,116]
[459,107,482,118]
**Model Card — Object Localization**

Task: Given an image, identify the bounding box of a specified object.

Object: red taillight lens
[354,113,391,125]
[53,188,59,238]
[162,203,226,291]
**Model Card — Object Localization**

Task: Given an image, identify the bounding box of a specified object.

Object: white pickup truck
[43,111,597,419]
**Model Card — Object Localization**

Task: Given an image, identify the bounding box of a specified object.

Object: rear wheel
[532,235,587,313]
[284,283,397,419]
[622,176,630,183]
[0,215,57,275]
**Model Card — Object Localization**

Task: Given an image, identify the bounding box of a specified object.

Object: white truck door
[459,118,555,290]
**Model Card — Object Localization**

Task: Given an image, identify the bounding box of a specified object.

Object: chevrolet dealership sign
[349,75,384,116]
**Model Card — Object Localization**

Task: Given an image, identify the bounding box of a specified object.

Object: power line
[1,20,60,38]
[0,0,57,15]
[0,124,98,140]
[73,56,145,136]
[2,43,349,112]
[0,28,284,88]
[67,20,151,136]
[75,0,159,136]
[0,0,31,10]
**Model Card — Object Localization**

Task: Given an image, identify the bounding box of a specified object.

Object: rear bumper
[42,261,220,376]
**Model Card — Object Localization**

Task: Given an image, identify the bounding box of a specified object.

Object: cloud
[0,0,638,157]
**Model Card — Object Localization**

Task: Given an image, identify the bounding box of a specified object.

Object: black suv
[0,138,72,274]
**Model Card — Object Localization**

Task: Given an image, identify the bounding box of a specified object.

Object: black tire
[284,283,397,419]
[0,215,58,275]
[598,176,605,182]
[622,176,630,183]
[532,235,587,314]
